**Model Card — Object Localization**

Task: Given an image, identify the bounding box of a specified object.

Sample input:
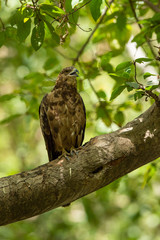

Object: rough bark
[0,102,160,226]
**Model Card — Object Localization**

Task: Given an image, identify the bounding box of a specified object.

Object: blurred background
[0,0,160,239]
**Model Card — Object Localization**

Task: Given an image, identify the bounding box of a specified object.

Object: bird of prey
[39,66,86,161]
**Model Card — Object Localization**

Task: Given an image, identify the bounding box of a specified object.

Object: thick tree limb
[0,102,160,226]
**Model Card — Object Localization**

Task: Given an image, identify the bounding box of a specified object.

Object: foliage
[0,0,160,239]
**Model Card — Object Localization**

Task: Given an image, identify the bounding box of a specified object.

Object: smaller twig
[129,0,142,29]
[78,63,100,100]
[69,45,78,52]
[154,45,160,49]
[0,18,5,30]
[88,78,101,101]
[141,0,160,13]
[5,0,8,6]
[68,19,92,32]
[69,11,92,32]
[154,45,160,61]
[145,89,160,106]
[54,49,74,61]
[32,0,39,4]
[78,62,109,108]
[67,0,92,16]
[133,61,143,87]
[51,0,92,24]
[26,4,37,9]
[76,23,92,32]
[31,0,36,7]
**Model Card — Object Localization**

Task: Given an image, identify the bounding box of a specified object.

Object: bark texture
[0,103,160,226]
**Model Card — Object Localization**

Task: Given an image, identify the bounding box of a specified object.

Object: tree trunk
[0,102,160,226]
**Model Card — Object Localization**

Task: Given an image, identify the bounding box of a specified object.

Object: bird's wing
[73,94,86,148]
[39,94,60,161]
[80,97,86,145]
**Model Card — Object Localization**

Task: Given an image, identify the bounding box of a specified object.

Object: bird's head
[60,66,79,77]
[57,66,79,87]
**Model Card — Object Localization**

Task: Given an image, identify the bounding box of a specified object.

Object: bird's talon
[70,149,79,157]
[64,155,70,161]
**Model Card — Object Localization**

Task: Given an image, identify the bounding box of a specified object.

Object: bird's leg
[58,148,70,161]
[70,147,79,157]
[58,147,81,161]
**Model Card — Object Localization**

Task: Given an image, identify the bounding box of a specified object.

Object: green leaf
[150,13,160,24]
[65,0,79,32]
[0,31,5,47]
[65,0,72,12]
[110,85,126,100]
[0,114,22,125]
[5,27,17,40]
[107,179,121,192]
[142,163,157,188]
[143,72,156,79]
[10,10,23,26]
[115,61,132,71]
[0,93,16,102]
[134,91,144,101]
[43,57,59,70]
[23,7,34,18]
[135,58,153,63]
[126,82,139,89]
[42,80,55,87]
[17,18,31,42]
[122,67,132,79]
[109,73,127,82]
[145,85,159,91]
[24,72,45,84]
[116,12,126,31]
[97,90,107,100]
[96,105,112,126]
[131,30,147,46]
[100,51,122,63]
[90,0,102,21]
[114,111,125,127]
[40,3,65,18]
[126,85,133,92]
[101,62,114,73]
[155,26,160,43]
[44,20,60,44]
[31,21,45,51]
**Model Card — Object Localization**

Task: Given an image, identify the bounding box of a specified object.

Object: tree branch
[0,102,160,226]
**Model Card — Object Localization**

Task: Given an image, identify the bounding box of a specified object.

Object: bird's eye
[66,70,71,75]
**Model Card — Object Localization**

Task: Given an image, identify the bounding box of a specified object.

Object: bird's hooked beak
[69,68,79,77]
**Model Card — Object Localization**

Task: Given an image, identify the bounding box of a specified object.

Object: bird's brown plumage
[39,66,86,161]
